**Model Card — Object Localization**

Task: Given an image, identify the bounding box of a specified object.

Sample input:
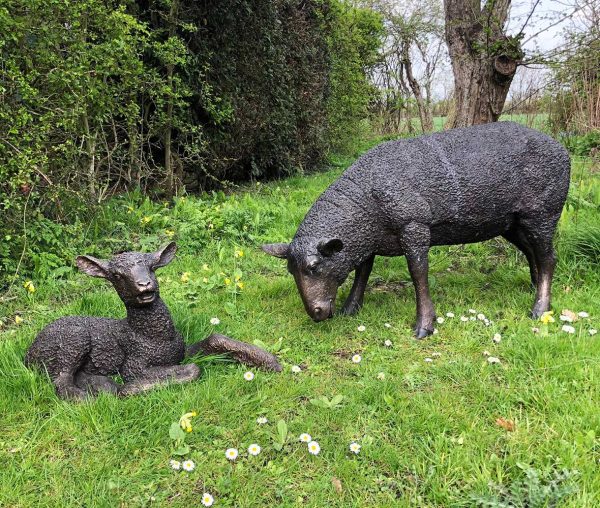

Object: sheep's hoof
[414,327,433,340]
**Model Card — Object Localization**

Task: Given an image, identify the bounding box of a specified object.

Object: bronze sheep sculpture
[25,242,281,400]
[263,122,571,338]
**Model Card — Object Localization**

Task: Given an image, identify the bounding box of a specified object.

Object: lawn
[1,149,599,507]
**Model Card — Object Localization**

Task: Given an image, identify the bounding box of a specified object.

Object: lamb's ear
[262,243,290,259]
[152,242,177,268]
[317,238,344,257]
[76,255,109,278]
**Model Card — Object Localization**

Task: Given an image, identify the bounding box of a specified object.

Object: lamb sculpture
[25,242,281,400]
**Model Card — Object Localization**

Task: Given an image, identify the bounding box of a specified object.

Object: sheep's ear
[317,238,343,257]
[76,255,109,278]
[152,242,177,268]
[262,243,290,259]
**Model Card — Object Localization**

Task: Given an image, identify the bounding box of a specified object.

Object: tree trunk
[401,40,434,132]
[443,0,522,128]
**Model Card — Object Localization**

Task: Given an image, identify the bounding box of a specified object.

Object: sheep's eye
[307,261,318,273]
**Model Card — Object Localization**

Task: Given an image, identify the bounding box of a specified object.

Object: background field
[1,150,599,507]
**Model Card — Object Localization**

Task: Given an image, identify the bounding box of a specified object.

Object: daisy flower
[562,325,575,334]
[357,325,366,332]
[384,339,393,347]
[589,329,597,336]
[182,460,195,472]
[349,442,361,454]
[531,327,540,333]
[477,313,486,321]
[436,317,444,324]
[460,316,469,322]
[483,350,491,357]
[225,448,238,461]
[291,365,302,374]
[299,433,312,443]
[256,416,268,425]
[377,372,385,380]
[424,357,433,363]
[384,323,392,328]
[469,316,476,321]
[169,459,181,470]
[201,493,214,507]
[433,328,439,335]
[487,356,501,364]
[351,354,362,364]
[248,444,261,456]
[559,314,573,323]
[244,371,255,381]
[578,311,589,318]
[469,309,477,314]
[492,333,502,343]
[307,440,320,455]
[210,317,220,325]
[446,312,455,318]
[431,352,442,357]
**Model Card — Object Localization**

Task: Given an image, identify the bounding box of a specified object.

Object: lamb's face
[262,238,348,322]
[76,242,177,308]
[107,253,160,307]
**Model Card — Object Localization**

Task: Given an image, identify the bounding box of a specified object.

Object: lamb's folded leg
[186,334,282,372]
[119,364,200,396]
[74,372,120,396]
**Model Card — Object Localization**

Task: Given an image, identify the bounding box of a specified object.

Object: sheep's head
[76,242,177,307]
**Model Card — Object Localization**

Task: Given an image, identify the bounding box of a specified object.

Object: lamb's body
[25,300,185,382]
[264,122,570,337]
[25,243,282,400]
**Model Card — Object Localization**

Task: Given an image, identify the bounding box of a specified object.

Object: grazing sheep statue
[25,242,281,400]
[263,122,571,338]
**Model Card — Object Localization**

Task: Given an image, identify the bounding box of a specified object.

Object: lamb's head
[262,237,348,322]
[76,242,177,307]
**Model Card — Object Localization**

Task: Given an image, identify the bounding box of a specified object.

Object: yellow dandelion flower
[224,278,231,286]
[179,411,197,432]
[236,282,244,289]
[540,311,555,324]
[165,229,175,238]
[141,216,152,225]
[234,249,244,258]
[23,280,36,294]
[234,275,241,282]
[15,315,23,325]
[181,272,190,283]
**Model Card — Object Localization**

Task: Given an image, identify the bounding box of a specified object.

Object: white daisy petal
[225,448,239,461]
[201,493,214,507]
[244,371,255,381]
[578,311,589,318]
[446,312,455,318]
[351,354,362,364]
[299,433,312,443]
[349,442,361,454]
[357,325,366,332]
[487,356,501,364]
[562,325,576,334]
[248,443,261,456]
[307,440,320,455]
[210,317,220,325]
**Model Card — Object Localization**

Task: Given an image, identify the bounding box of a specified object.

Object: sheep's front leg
[119,364,200,397]
[186,334,282,372]
[400,222,436,339]
[340,255,375,316]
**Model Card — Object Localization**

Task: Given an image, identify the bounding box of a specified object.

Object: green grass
[1,153,599,507]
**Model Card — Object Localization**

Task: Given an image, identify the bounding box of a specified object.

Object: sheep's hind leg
[119,364,200,397]
[75,372,120,396]
[186,334,282,372]
[54,372,88,401]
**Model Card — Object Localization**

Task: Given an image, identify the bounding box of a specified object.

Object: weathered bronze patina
[25,242,281,400]
[264,122,571,338]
